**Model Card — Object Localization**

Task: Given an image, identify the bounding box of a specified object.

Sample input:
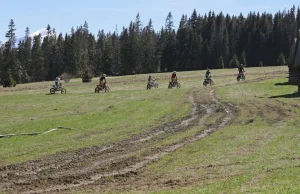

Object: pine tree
[277,53,286,65]
[190,9,198,30]
[134,13,143,73]
[165,12,174,33]
[222,29,230,65]
[218,56,225,69]
[259,60,263,67]
[95,30,106,75]
[2,69,16,87]
[2,19,24,84]
[42,24,56,80]
[241,50,247,67]
[64,33,75,75]
[297,7,300,30]
[111,31,121,75]
[31,35,45,81]
[88,33,97,75]
[5,19,17,49]
[229,54,239,68]
[142,19,158,73]
[101,37,113,74]
[51,33,65,77]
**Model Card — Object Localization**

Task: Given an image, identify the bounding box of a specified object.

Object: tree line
[0,6,300,86]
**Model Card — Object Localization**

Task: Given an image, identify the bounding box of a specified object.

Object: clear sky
[0,0,298,41]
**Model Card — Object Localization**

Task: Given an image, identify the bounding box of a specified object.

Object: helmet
[173,71,176,73]
[207,69,210,71]
[103,74,106,77]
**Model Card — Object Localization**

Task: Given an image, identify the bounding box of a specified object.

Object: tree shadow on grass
[274,82,298,86]
[269,92,300,98]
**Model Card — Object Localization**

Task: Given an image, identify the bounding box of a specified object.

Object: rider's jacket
[148,77,154,83]
[171,73,177,78]
[205,71,211,78]
[238,68,244,73]
[55,77,60,83]
[100,76,106,81]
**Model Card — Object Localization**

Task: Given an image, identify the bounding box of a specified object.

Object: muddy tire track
[0,89,236,194]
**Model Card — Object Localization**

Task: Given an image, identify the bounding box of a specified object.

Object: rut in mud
[0,88,236,194]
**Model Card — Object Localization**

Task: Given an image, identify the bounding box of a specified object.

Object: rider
[238,64,245,77]
[55,76,61,88]
[99,74,107,88]
[148,75,154,86]
[205,69,211,80]
[171,71,177,84]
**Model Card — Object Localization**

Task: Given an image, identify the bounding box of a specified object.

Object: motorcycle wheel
[50,88,55,94]
[61,88,66,94]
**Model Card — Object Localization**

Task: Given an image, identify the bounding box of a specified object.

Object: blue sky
[0,0,298,40]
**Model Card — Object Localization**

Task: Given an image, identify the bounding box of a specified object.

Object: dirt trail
[0,88,236,194]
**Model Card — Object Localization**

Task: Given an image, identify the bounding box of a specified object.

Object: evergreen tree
[229,54,239,68]
[222,29,230,65]
[31,35,45,81]
[42,24,56,80]
[50,33,65,77]
[142,19,159,73]
[5,19,17,49]
[1,6,300,82]
[277,53,286,65]
[120,27,130,74]
[64,32,75,74]
[95,30,106,75]
[218,56,225,69]
[2,69,16,87]
[241,50,247,67]
[111,31,121,75]
[134,13,143,73]
[297,7,300,30]
[165,12,174,33]
[2,19,24,84]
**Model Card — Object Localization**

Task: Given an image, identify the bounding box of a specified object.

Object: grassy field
[1,66,300,193]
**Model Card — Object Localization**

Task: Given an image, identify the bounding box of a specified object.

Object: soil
[2,71,291,194]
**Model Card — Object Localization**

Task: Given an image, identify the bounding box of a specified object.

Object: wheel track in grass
[0,88,236,194]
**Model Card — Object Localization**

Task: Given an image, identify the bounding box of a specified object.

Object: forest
[0,6,300,86]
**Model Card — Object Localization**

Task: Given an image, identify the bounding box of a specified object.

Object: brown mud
[0,73,290,193]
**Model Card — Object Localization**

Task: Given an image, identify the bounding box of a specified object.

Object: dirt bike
[50,83,66,94]
[237,72,245,81]
[203,76,214,87]
[147,80,158,89]
[168,80,181,89]
[95,83,110,93]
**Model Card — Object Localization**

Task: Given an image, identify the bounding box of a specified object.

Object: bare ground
[1,73,290,194]
[0,86,241,194]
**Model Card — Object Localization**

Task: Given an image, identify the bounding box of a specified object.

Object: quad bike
[237,72,245,82]
[147,80,158,89]
[203,77,214,87]
[168,80,181,89]
[50,83,66,94]
[95,83,110,93]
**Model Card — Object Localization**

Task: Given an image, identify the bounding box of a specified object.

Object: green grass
[145,73,300,194]
[2,66,299,193]
[0,83,191,165]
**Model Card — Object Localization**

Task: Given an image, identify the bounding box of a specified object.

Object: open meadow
[1,66,300,193]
